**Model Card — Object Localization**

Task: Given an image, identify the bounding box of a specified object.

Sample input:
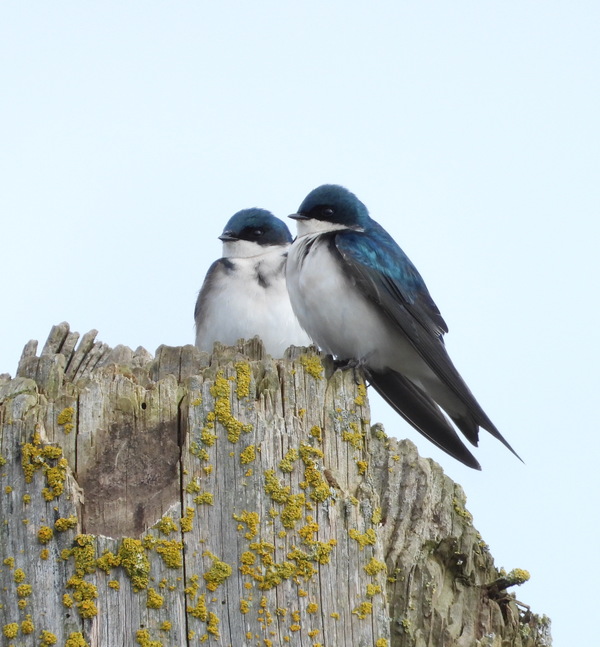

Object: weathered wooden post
[0,323,550,646]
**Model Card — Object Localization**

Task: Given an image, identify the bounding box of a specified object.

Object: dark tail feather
[461,412,523,464]
[365,369,482,470]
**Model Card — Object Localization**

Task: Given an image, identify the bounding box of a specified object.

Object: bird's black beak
[288,213,309,220]
[218,231,238,242]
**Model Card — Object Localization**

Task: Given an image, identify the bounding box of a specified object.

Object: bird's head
[289,184,369,235]
[219,208,293,258]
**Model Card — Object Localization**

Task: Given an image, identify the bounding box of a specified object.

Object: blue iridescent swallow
[286,184,519,469]
[195,208,311,357]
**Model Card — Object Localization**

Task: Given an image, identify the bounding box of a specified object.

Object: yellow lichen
[187,593,208,620]
[157,516,178,535]
[240,599,250,614]
[341,422,364,449]
[3,557,15,568]
[155,539,183,568]
[233,510,260,539]
[63,594,74,608]
[194,491,214,505]
[160,621,171,632]
[356,460,368,475]
[135,628,162,647]
[210,373,253,443]
[207,612,220,637]
[279,448,298,473]
[376,639,389,647]
[3,623,18,638]
[40,549,50,560]
[371,507,382,524]
[108,580,120,590]
[240,445,256,464]
[65,633,89,647]
[352,601,373,619]
[17,584,32,597]
[364,557,387,576]
[299,354,323,379]
[264,470,291,503]
[354,383,367,406]
[38,526,54,544]
[13,568,26,583]
[306,602,318,613]
[180,507,195,533]
[146,588,164,609]
[235,362,252,398]
[96,550,120,573]
[349,528,377,549]
[118,538,150,590]
[366,583,382,597]
[4,485,12,493]
[54,515,78,532]
[281,493,305,528]
[202,551,233,591]
[21,616,34,634]
[40,629,58,645]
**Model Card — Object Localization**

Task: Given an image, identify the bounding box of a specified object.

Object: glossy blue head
[220,208,293,246]
[291,184,371,230]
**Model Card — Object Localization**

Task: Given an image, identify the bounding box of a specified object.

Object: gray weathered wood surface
[0,323,551,646]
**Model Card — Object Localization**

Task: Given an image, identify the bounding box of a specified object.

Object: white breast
[196,247,311,357]
[286,234,429,376]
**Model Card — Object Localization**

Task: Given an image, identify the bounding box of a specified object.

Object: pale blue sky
[2,3,599,644]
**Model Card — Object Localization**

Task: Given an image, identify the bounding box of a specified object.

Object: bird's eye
[253,228,264,237]
[323,208,335,216]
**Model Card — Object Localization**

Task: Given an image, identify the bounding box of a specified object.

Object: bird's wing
[364,368,481,469]
[334,227,514,443]
[194,258,234,330]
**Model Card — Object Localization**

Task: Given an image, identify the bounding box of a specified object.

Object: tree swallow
[195,208,311,357]
[286,184,519,469]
